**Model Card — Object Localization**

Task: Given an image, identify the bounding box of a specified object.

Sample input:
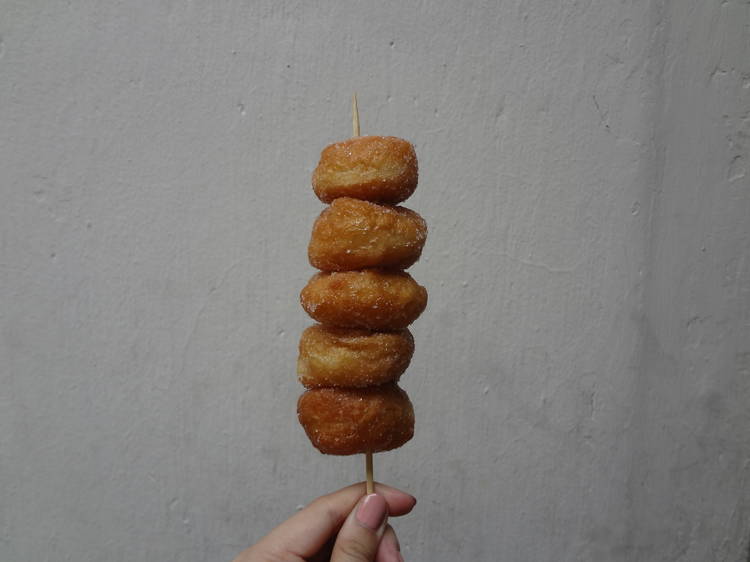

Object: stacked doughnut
[297,136,427,455]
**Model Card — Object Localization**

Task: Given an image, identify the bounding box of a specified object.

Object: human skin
[232,482,414,562]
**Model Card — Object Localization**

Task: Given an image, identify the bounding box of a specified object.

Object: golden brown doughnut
[298,324,414,388]
[312,136,418,204]
[297,384,415,455]
[300,270,427,331]
[308,198,427,272]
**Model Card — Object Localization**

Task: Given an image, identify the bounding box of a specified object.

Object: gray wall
[1,1,748,561]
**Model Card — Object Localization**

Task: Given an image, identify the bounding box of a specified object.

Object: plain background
[1,1,749,560]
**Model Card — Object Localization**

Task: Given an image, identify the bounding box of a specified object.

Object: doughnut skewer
[297,93,425,499]
[351,93,375,496]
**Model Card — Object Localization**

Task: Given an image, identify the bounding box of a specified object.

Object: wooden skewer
[352,93,374,496]
[352,93,361,138]
[365,451,374,495]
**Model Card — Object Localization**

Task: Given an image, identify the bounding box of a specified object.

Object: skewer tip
[352,93,360,138]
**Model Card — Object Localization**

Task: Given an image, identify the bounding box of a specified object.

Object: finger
[254,482,415,559]
[307,536,335,562]
[331,493,388,562]
[371,482,417,517]
[376,525,403,562]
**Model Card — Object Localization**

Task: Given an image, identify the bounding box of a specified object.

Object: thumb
[331,493,389,562]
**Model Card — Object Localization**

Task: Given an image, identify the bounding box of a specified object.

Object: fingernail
[356,493,387,530]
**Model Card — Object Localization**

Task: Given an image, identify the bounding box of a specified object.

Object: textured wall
[1,1,748,561]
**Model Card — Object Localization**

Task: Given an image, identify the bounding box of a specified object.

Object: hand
[233,482,415,562]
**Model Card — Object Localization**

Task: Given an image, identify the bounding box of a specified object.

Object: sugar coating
[300,270,428,331]
[297,384,415,455]
[298,324,415,388]
[312,136,418,204]
[308,197,427,271]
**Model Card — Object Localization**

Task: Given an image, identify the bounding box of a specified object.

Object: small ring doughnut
[308,197,427,272]
[312,136,418,204]
[300,270,427,331]
[297,324,414,388]
[297,384,415,455]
